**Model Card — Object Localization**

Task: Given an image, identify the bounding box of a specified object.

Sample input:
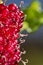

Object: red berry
[0,4,6,10]
[0,3,24,65]
[9,12,15,18]
[2,8,9,18]
[8,4,18,12]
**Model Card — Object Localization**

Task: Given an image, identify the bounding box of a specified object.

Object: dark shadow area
[20,26,43,65]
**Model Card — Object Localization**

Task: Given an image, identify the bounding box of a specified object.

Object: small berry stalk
[0,0,24,65]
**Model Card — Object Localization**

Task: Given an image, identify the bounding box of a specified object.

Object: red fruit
[0,45,3,52]
[0,3,24,65]
[9,12,15,18]
[8,4,18,12]
[2,8,9,18]
[0,4,6,10]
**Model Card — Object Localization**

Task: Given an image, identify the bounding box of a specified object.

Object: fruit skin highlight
[0,3,24,65]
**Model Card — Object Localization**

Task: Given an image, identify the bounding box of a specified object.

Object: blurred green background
[21,0,43,33]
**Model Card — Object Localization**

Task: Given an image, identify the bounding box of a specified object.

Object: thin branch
[21,50,26,55]
[20,38,25,44]
[21,59,28,65]
[3,0,7,5]
[19,1,24,8]
[20,34,28,37]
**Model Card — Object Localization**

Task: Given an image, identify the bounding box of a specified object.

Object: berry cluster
[0,3,24,65]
